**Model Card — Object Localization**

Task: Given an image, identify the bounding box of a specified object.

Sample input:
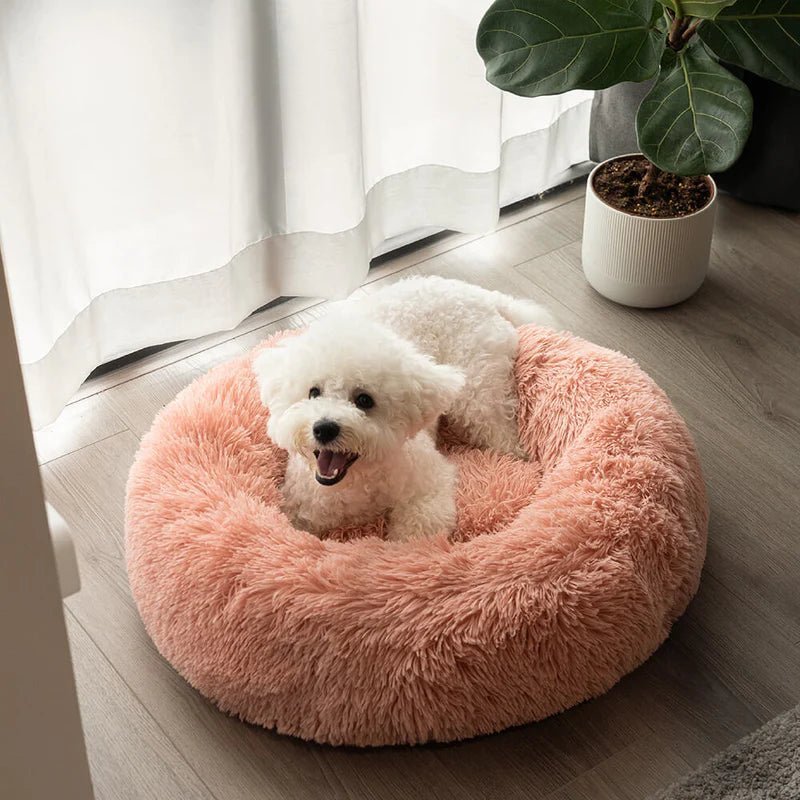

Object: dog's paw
[386,500,455,543]
[385,521,432,543]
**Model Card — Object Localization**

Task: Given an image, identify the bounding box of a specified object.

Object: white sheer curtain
[0,0,591,428]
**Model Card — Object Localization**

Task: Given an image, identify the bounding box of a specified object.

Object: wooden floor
[39,180,800,800]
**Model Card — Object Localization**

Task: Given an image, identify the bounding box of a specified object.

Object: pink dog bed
[126,326,707,746]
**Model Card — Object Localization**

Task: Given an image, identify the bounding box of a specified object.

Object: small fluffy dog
[253,276,552,541]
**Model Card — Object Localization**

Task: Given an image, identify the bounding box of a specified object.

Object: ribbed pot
[582,155,717,308]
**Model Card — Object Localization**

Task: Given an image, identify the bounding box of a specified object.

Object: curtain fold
[0,0,591,428]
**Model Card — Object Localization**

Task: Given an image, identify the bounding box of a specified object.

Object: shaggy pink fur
[125,326,707,746]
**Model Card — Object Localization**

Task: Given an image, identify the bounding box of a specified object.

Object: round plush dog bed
[125,325,707,746]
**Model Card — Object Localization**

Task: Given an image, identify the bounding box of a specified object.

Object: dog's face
[253,317,464,486]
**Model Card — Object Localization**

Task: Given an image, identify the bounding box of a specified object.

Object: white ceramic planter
[582,155,717,308]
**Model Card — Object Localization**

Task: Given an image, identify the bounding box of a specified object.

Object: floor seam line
[40,429,131,466]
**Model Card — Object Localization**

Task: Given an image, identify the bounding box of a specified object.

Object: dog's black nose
[312,419,340,444]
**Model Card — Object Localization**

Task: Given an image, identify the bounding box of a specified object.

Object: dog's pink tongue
[316,449,349,477]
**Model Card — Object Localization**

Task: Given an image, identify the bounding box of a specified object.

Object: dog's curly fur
[253,276,553,541]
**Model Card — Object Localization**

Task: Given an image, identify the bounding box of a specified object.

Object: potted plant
[476,0,800,307]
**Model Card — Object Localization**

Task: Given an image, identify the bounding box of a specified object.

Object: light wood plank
[66,613,213,800]
[542,735,690,800]
[186,304,336,374]
[427,694,657,800]
[363,179,587,286]
[615,632,766,769]
[34,392,127,465]
[672,573,800,724]
[710,197,800,337]
[102,361,206,438]
[361,196,585,298]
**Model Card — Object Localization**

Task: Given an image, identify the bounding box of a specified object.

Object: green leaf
[636,39,753,174]
[656,0,738,19]
[699,0,800,89]
[680,1,738,17]
[476,0,666,97]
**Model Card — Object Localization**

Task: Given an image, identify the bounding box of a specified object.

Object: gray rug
[652,705,800,799]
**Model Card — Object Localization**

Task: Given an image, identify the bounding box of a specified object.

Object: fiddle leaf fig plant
[477,0,800,184]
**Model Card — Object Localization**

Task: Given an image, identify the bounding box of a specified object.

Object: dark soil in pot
[593,155,712,218]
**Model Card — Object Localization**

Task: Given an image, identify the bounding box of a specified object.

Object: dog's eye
[308,387,321,399]
[354,392,374,410]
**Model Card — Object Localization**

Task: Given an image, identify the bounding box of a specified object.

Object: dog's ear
[417,361,466,426]
[252,345,289,409]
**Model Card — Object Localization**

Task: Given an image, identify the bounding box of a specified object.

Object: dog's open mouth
[313,449,359,486]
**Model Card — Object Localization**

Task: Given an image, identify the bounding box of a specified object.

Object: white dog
[253,276,552,542]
